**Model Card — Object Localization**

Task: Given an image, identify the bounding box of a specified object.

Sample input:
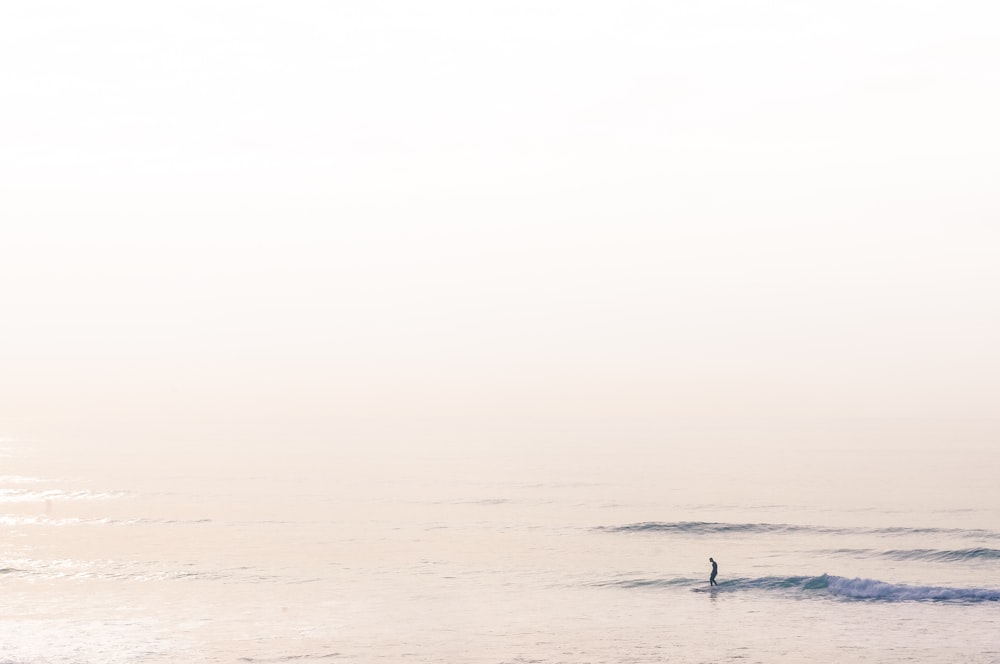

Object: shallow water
[2,439,998,663]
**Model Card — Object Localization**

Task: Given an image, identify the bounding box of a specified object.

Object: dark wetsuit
[710,559,718,586]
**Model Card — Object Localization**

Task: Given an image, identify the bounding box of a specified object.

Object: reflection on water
[1,438,998,663]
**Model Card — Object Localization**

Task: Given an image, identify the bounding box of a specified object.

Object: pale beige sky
[2,1,998,455]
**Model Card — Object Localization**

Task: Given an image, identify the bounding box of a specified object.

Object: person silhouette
[709,557,718,586]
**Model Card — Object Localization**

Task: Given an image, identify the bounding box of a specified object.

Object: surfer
[709,557,718,586]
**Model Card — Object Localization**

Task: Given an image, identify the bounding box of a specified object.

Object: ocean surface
[2,437,998,663]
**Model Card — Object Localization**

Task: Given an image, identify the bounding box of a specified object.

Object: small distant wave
[883,547,1000,562]
[604,574,1000,603]
[601,521,1000,540]
[0,488,129,503]
[865,525,997,537]
[237,653,339,662]
[825,547,1000,563]
[442,498,512,505]
[0,516,213,527]
[0,516,90,526]
[4,558,318,585]
[113,518,214,525]
[596,576,700,589]
[603,521,810,535]
[0,475,44,484]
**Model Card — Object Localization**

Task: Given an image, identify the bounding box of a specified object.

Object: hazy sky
[2,1,998,456]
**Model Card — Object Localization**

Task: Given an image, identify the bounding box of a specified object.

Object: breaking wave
[604,574,1000,602]
[821,575,1000,601]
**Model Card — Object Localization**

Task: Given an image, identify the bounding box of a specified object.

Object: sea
[2,434,998,663]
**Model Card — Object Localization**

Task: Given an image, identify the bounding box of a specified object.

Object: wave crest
[822,575,1000,602]
[607,574,1000,602]
[601,521,1000,539]
[882,547,1000,562]
[602,521,805,534]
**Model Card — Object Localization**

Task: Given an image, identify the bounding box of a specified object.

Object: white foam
[826,575,1000,602]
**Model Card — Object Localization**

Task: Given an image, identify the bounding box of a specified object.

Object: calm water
[2,438,998,663]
